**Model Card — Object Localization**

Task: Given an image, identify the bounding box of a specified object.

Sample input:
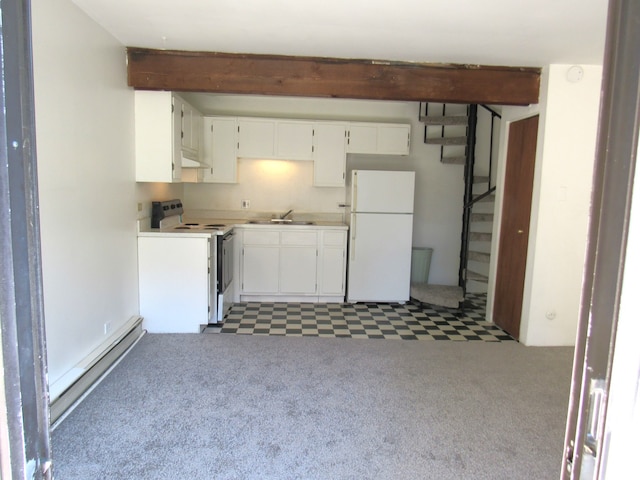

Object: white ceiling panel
[71,0,609,67]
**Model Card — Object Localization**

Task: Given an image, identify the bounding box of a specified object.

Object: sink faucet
[280,209,294,220]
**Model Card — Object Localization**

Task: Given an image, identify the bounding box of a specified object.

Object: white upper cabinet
[313,122,348,187]
[237,118,314,161]
[377,124,411,154]
[237,118,276,158]
[180,99,201,158]
[134,91,204,183]
[134,91,181,183]
[347,122,411,155]
[276,120,314,160]
[346,123,378,154]
[202,117,238,184]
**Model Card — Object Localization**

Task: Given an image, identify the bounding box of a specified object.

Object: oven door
[214,231,234,322]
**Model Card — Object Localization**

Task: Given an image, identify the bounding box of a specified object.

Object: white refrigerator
[346,170,415,303]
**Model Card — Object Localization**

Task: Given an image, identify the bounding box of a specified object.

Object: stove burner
[184,223,200,226]
[174,226,191,230]
[205,224,226,227]
[203,227,221,230]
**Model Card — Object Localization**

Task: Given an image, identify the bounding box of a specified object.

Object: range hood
[181,149,210,169]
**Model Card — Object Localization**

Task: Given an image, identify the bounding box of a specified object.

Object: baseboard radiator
[50,316,144,426]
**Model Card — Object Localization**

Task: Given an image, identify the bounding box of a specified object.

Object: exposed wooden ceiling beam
[127,48,540,106]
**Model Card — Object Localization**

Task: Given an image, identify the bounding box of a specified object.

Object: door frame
[562,0,640,477]
[0,0,52,478]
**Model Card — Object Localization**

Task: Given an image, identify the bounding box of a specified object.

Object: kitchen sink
[246,220,315,225]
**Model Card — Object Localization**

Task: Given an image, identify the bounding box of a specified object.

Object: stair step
[473,175,490,184]
[473,193,495,203]
[469,232,492,242]
[419,115,469,126]
[467,270,489,283]
[468,250,491,263]
[441,156,466,165]
[470,213,494,222]
[425,136,467,146]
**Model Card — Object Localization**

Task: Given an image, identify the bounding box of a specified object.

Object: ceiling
[71,0,609,68]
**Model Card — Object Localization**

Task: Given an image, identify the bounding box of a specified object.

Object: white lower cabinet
[319,231,347,295]
[242,245,279,293]
[280,246,317,293]
[239,226,346,301]
[138,236,213,333]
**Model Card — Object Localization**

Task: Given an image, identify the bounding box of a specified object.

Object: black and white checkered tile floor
[204,293,514,342]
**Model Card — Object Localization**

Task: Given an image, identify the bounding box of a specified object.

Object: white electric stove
[150,199,234,323]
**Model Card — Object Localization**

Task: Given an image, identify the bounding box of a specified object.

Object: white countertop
[138,217,348,237]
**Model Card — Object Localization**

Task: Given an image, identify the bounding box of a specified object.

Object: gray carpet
[52,334,573,479]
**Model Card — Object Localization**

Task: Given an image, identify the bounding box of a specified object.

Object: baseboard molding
[50,316,144,427]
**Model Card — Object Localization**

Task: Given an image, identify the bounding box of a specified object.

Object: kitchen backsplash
[184,158,344,214]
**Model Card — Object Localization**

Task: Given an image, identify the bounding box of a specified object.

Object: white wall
[136,182,184,221]
[181,94,465,285]
[32,0,139,397]
[487,64,603,346]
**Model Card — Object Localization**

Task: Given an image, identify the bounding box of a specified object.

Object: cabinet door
[134,91,179,182]
[138,236,208,333]
[280,246,317,294]
[180,99,202,153]
[202,117,238,183]
[378,124,411,155]
[242,245,279,293]
[319,231,347,295]
[313,123,347,187]
[347,123,378,154]
[237,118,276,158]
[276,121,314,160]
[320,247,346,295]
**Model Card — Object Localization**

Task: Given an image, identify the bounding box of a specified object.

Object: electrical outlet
[104,321,112,335]
[241,199,250,209]
[137,202,143,212]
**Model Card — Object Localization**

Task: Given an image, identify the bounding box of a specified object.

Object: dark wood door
[493,115,539,339]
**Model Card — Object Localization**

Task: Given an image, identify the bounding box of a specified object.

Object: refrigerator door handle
[352,172,358,213]
[350,215,356,261]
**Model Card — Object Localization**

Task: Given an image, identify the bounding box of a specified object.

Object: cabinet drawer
[281,231,318,246]
[322,231,346,246]
[243,230,280,245]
